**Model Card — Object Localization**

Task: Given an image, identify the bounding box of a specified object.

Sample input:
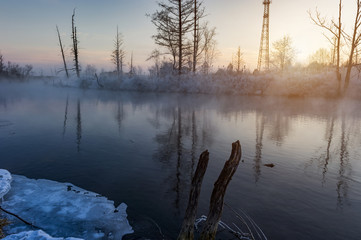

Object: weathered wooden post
[178,150,210,240]
[199,141,242,240]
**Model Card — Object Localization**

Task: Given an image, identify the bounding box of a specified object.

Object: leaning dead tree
[200,141,242,240]
[178,141,242,240]
[178,150,210,240]
[71,9,80,78]
[56,25,69,78]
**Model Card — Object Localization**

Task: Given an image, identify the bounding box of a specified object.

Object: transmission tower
[257,0,271,71]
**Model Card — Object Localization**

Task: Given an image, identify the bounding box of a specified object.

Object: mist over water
[1,82,361,239]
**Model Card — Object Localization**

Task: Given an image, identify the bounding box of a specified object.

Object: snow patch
[0,169,12,199]
[2,230,82,240]
[1,172,133,240]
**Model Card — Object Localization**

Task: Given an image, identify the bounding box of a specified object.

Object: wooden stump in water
[177,141,242,240]
[178,150,210,240]
[199,141,242,240]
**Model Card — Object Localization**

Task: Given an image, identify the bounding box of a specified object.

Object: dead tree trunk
[178,0,183,75]
[56,25,69,78]
[336,0,342,95]
[344,0,361,94]
[193,0,198,73]
[178,150,210,240]
[130,51,134,76]
[72,9,80,78]
[94,73,103,88]
[199,141,242,240]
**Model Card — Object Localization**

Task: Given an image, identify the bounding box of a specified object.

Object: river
[0,82,360,239]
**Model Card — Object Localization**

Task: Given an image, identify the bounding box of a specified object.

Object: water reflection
[62,95,69,137]
[115,101,124,134]
[322,116,334,185]
[254,113,266,182]
[0,97,7,109]
[191,111,197,177]
[153,107,181,212]
[267,113,289,146]
[307,111,356,208]
[336,114,350,208]
[152,102,215,214]
[76,99,82,152]
[1,84,361,240]
[175,107,182,211]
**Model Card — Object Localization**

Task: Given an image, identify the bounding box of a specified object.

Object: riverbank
[49,70,361,99]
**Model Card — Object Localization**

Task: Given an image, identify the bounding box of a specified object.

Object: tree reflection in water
[115,100,124,134]
[336,114,351,208]
[254,113,266,183]
[76,99,82,152]
[62,95,69,138]
[152,102,214,215]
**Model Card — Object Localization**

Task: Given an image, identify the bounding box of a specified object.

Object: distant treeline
[0,52,33,80]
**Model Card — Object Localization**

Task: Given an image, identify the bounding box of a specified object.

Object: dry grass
[0,217,11,238]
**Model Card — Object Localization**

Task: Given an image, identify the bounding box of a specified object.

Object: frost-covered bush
[267,71,338,97]
[55,67,361,99]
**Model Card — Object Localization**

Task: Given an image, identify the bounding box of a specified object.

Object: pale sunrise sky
[0,0,357,74]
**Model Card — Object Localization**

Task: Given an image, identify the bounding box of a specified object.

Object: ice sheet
[2,230,83,240]
[1,172,133,239]
[0,169,12,199]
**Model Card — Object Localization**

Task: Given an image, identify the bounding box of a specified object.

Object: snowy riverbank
[0,170,133,239]
[52,69,361,99]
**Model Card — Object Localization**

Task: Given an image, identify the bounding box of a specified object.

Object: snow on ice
[0,169,12,200]
[2,230,82,240]
[0,170,133,240]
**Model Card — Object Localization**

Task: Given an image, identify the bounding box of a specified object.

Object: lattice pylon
[257,0,271,72]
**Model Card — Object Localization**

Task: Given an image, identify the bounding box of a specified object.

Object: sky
[0,0,357,75]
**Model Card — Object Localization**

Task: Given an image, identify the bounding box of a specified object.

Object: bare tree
[176,0,194,74]
[149,9,178,71]
[200,25,217,74]
[84,64,97,78]
[309,0,342,94]
[23,65,33,78]
[147,49,161,77]
[71,9,80,78]
[343,0,361,93]
[129,51,134,76]
[150,0,194,75]
[0,52,4,75]
[56,25,69,78]
[354,47,360,65]
[271,35,295,72]
[111,26,125,80]
[308,48,331,65]
[192,0,205,73]
[234,46,243,73]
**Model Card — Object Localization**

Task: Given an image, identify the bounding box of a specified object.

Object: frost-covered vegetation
[52,66,361,99]
[0,54,33,81]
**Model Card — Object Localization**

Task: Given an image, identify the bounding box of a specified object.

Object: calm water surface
[0,82,361,239]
